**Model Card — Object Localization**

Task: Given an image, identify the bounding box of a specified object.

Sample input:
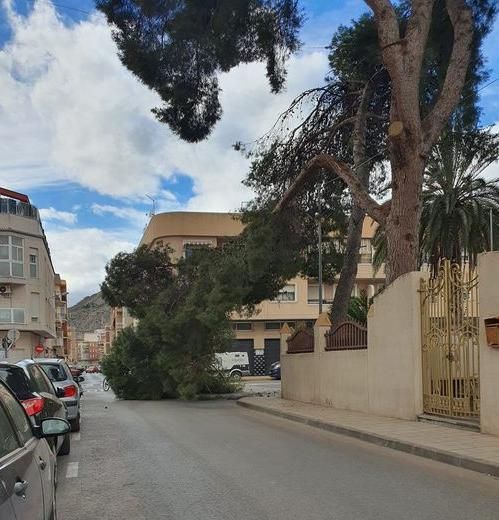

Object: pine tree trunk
[329,81,373,324]
[384,153,424,284]
[329,205,364,324]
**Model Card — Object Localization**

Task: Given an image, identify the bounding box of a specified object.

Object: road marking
[72,432,81,441]
[66,462,79,478]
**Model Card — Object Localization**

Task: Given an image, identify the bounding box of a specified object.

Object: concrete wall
[281,317,369,412]
[478,252,499,436]
[367,272,425,420]
[281,271,426,421]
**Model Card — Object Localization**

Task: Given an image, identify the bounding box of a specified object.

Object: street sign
[35,344,44,354]
[7,329,20,343]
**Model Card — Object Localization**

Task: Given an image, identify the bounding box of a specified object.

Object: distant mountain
[68,292,111,333]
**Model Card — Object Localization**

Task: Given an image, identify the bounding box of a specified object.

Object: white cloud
[0,0,332,301]
[39,206,77,225]
[0,0,329,211]
[91,203,149,226]
[45,226,137,305]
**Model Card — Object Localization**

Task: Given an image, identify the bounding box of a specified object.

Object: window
[232,322,252,331]
[0,235,24,277]
[274,284,296,302]
[265,322,283,330]
[31,292,39,322]
[0,401,19,458]
[39,363,67,382]
[0,366,32,400]
[29,365,55,394]
[29,248,38,278]
[0,385,32,445]
[359,239,372,263]
[0,308,25,324]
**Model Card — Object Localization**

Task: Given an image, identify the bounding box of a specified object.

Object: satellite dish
[7,329,20,343]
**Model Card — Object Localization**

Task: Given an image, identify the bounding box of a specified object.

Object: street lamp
[315,211,323,315]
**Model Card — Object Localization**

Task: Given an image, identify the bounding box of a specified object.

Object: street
[56,374,499,520]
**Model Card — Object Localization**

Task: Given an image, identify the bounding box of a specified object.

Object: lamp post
[316,210,323,315]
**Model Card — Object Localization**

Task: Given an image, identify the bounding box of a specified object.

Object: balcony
[0,199,39,221]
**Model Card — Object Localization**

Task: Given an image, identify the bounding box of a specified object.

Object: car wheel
[59,433,71,456]
[231,371,242,381]
[70,414,80,432]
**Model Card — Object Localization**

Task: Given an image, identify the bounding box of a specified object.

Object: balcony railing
[0,199,39,220]
[307,298,334,305]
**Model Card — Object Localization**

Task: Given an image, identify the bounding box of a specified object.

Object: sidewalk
[237,397,499,477]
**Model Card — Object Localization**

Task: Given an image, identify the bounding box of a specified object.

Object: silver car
[36,359,82,432]
[0,378,70,520]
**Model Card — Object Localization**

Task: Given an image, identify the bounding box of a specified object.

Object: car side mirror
[39,418,70,437]
[56,387,65,398]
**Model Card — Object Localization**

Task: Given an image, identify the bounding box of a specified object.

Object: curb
[237,400,499,478]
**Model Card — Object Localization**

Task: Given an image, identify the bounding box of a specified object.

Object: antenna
[145,194,156,217]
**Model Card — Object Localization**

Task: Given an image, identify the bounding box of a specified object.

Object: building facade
[136,211,386,375]
[53,275,69,358]
[0,189,66,362]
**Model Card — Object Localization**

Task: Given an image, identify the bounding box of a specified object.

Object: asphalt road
[57,373,499,520]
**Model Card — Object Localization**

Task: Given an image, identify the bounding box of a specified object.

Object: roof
[34,358,67,364]
[140,211,380,246]
[140,211,244,246]
[0,187,29,203]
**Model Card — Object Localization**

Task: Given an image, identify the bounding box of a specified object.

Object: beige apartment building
[0,189,67,362]
[109,306,136,345]
[53,275,69,357]
[136,211,385,375]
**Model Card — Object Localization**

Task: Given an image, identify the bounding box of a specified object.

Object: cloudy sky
[0,0,498,304]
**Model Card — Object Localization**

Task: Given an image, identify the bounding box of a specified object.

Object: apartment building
[0,188,66,362]
[109,306,135,345]
[53,275,69,357]
[137,211,385,375]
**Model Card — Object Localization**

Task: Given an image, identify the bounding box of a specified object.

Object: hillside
[68,292,111,333]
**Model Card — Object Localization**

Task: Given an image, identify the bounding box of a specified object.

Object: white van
[214,352,250,380]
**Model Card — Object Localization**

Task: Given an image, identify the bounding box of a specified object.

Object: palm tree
[373,130,499,274]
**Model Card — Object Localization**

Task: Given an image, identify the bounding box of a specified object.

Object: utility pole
[316,209,323,315]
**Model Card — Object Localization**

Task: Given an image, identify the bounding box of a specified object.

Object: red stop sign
[35,345,44,354]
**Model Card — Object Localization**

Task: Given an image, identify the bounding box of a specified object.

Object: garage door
[230,339,255,375]
[264,339,281,374]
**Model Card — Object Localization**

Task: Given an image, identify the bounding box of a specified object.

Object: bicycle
[102,378,110,392]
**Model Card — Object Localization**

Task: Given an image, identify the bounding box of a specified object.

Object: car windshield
[0,366,32,400]
[39,363,67,382]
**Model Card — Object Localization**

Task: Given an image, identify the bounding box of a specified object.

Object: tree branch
[273,154,387,225]
[404,1,434,83]
[364,0,404,86]
[421,0,473,154]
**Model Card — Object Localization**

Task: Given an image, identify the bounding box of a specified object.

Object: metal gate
[420,260,480,419]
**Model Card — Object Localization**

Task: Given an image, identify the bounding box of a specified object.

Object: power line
[38,0,92,16]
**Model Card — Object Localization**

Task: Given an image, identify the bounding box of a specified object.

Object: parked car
[36,358,83,432]
[0,361,70,455]
[69,365,84,378]
[269,361,281,380]
[214,352,251,380]
[85,365,99,373]
[0,378,70,520]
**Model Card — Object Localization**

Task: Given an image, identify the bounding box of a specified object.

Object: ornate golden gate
[420,260,480,419]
